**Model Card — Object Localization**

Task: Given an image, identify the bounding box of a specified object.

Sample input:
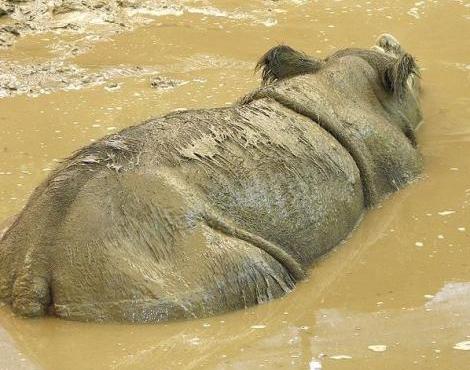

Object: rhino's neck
[240,61,422,207]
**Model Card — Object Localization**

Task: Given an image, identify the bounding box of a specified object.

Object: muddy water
[0,1,469,369]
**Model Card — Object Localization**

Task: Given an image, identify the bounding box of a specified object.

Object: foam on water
[453,341,470,351]
[368,345,387,352]
[126,4,278,28]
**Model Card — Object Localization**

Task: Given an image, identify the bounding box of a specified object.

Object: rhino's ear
[255,45,322,85]
[382,53,420,99]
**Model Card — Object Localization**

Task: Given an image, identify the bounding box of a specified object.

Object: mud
[0,0,469,369]
[0,0,230,97]
[0,0,183,48]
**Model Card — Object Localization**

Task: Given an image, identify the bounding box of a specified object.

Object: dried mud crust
[0,1,260,97]
[0,1,188,48]
[0,1,191,97]
[0,0,280,49]
[0,61,160,97]
[0,1,279,98]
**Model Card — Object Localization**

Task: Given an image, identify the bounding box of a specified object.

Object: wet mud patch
[0,1,271,98]
[0,0,159,48]
[0,0,281,49]
[150,76,187,90]
[0,60,166,97]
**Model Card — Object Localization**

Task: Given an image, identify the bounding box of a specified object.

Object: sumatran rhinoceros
[0,34,423,322]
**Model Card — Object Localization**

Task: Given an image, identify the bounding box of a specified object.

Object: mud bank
[0,0,185,48]
[0,0,196,97]
[0,0,277,97]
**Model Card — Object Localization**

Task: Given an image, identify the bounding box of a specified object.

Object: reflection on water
[0,0,469,369]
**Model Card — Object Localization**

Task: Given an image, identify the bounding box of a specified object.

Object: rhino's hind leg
[180,222,297,318]
[204,213,306,282]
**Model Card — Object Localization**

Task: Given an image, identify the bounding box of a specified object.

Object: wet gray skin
[0,34,423,323]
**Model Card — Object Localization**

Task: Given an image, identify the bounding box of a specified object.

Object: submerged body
[0,35,423,322]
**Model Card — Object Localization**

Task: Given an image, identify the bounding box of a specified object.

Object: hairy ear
[382,53,420,99]
[255,45,322,85]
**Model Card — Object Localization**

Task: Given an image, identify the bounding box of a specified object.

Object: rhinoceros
[0,34,423,322]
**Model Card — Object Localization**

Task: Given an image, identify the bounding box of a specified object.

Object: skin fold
[0,34,423,322]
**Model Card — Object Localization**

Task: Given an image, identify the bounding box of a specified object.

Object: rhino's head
[255,34,422,136]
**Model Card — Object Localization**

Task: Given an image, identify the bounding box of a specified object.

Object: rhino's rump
[32,98,363,321]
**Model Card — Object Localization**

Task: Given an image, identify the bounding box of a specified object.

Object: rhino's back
[133,98,364,265]
[0,97,364,322]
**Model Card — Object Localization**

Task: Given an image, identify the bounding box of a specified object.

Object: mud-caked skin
[0,34,423,322]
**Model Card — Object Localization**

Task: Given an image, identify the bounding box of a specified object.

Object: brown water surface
[0,1,469,369]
